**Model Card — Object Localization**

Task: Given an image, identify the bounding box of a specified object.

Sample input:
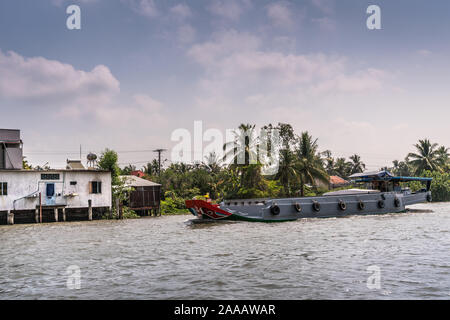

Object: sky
[0,0,449,170]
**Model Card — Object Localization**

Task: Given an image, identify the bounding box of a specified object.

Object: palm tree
[320,150,335,175]
[143,159,159,176]
[333,157,352,179]
[224,124,259,166]
[275,149,298,196]
[203,152,222,174]
[407,139,441,174]
[349,154,366,175]
[121,164,136,175]
[436,145,449,169]
[295,132,329,196]
[391,159,412,176]
[223,124,264,191]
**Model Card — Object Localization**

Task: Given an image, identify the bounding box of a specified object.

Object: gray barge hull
[186,190,432,222]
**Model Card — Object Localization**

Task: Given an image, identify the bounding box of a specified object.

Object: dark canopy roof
[349,170,432,182]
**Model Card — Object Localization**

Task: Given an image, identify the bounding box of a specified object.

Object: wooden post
[35,208,39,223]
[88,200,93,221]
[115,198,120,219]
[54,208,58,222]
[39,192,42,223]
[62,207,66,222]
[7,211,14,225]
[119,203,123,220]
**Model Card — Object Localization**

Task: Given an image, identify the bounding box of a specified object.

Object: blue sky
[1,0,449,169]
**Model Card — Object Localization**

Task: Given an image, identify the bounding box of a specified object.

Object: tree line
[97,123,449,213]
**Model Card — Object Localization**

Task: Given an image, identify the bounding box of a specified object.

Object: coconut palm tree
[349,154,366,175]
[407,139,441,174]
[391,159,412,176]
[203,152,223,174]
[320,150,335,175]
[436,146,449,170]
[295,132,329,196]
[275,149,298,196]
[224,123,259,166]
[333,157,352,179]
[223,124,265,192]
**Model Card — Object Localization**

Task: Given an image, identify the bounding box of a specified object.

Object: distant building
[313,175,349,190]
[120,175,161,216]
[131,170,145,178]
[329,175,349,189]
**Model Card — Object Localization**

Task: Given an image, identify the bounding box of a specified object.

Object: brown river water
[0,202,449,299]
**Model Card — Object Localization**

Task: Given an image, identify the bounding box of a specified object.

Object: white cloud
[208,0,252,21]
[122,0,159,18]
[188,30,386,95]
[170,3,192,20]
[51,0,99,6]
[312,17,336,31]
[92,94,166,128]
[177,24,196,44]
[417,49,432,57]
[310,0,335,15]
[0,49,119,104]
[0,49,169,131]
[266,2,295,29]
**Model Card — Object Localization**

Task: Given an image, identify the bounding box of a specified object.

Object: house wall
[0,170,112,211]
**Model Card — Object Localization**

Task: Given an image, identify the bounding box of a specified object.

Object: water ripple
[0,202,448,299]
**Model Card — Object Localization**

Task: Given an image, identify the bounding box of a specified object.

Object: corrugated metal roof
[349,170,393,179]
[120,175,161,187]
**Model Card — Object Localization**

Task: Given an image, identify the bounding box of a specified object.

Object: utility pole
[153,149,167,178]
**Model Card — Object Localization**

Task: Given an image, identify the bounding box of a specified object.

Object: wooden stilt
[54,208,58,222]
[62,207,66,222]
[7,211,14,225]
[35,208,39,223]
[88,200,93,221]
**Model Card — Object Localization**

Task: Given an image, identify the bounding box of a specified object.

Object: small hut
[120,175,161,216]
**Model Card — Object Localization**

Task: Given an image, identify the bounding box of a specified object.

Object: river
[0,202,449,299]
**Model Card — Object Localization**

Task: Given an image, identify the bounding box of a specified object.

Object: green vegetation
[137,123,373,213]
[390,139,449,202]
[115,125,449,213]
[82,126,450,216]
[98,149,137,219]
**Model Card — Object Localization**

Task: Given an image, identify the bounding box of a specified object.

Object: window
[0,182,7,196]
[70,181,77,185]
[90,181,102,194]
[41,174,60,180]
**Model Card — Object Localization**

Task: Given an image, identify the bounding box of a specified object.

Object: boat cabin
[348,170,432,192]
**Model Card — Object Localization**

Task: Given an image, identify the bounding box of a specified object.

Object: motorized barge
[185,170,432,222]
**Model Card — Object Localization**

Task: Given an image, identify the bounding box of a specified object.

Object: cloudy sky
[1,0,449,169]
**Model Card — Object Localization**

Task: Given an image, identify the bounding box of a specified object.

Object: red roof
[330,176,347,185]
[131,170,145,178]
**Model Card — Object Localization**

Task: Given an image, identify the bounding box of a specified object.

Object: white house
[0,129,112,225]
[0,169,112,224]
